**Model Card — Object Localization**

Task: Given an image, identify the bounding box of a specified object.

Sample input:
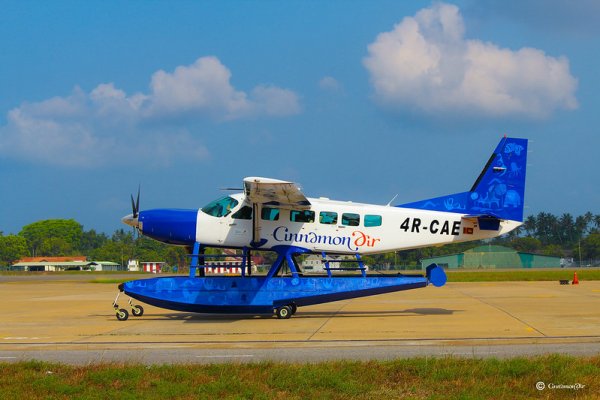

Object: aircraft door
[225,204,253,246]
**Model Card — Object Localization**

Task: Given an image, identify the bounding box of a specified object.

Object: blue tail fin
[397,137,528,222]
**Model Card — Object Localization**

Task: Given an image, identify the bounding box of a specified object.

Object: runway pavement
[1,274,599,364]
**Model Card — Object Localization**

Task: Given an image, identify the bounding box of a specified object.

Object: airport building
[421,245,561,269]
[11,256,123,271]
[301,255,342,273]
[301,254,369,274]
[141,262,165,274]
[127,260,168,273]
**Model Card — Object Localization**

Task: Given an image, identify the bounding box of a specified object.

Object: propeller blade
[129,185,141,218]
[130,194,137,218]
[135,185,140,216]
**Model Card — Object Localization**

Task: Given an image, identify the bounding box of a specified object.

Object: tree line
[0,219,187,268]
[1,212,599,268]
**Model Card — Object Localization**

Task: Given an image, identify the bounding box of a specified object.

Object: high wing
[243,177,310,247]
[243,177,311,209]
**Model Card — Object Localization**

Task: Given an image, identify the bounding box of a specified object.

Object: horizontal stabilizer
[461,214,501,231]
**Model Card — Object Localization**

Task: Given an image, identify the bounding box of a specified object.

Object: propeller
[122,186,141,237]
[130,186,140,218]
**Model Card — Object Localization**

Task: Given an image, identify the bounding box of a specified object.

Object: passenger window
[290,210,315,223]
[201,196,239,217]
[232,205,252,220]
[261,207,280,221]
[319,211,337,225]
[341,213,360,226]
[364,215,382,227]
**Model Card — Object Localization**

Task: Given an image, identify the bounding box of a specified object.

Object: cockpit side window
[201,196,239,217]
[232,205,252,219]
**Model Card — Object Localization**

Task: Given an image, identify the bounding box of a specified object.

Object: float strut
[189,242,201,278]
[112,291,121,310]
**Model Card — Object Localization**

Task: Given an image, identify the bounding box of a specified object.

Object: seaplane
[115,136,527,320]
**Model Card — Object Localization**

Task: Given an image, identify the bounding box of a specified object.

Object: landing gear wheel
[132,305,144,317]
[116,308,129,321]
[276,305,292,319]
[290,304,297,315]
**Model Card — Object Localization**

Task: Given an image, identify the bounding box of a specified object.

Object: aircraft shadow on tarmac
[130,308,461,323]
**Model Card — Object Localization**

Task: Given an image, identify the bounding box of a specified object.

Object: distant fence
[567,259,600,268]
[371,265,422,271]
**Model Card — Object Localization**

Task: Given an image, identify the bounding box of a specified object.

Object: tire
[290,304,297,315]
[116,308,129,321]
[132,305,144,317]
[276,305,292,319]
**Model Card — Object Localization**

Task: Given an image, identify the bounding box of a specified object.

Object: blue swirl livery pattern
[398,137,528,222]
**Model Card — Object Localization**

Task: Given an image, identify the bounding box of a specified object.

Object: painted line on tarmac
[452,287,548,337]
[3,337,50,340]
[2,335,600,347]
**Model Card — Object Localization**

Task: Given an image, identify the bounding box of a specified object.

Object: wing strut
[251,203,267,247]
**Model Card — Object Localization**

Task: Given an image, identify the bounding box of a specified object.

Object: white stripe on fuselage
[195,194,521,255]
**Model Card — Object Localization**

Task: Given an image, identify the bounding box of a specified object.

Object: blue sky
[1,1,598,234]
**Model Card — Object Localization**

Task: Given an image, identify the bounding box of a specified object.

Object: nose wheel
[132,304,144,317]
[112,291,144,321]
[115,308,129,321]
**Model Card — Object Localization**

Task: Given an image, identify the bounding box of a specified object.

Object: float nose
[121,213,139,229]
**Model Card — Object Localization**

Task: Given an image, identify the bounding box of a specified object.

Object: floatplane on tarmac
[114,136,527,320]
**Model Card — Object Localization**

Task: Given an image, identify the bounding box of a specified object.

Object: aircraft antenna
[386,194,398,207]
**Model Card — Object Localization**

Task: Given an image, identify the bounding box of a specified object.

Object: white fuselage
[195,193,520,255]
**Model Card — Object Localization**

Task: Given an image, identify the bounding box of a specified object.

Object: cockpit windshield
[201,196,239,217]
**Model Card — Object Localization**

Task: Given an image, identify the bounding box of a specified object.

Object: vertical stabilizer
[397,137,528,222]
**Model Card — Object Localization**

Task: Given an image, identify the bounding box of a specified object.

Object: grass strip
[2,268,599,283]
[446,269,600,282]
[89,269,600,283]
[1,355,599,399]
[0,271,147,276]
[89,278,131,284]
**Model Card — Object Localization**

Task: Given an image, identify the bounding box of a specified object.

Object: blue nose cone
[138,209,197,245]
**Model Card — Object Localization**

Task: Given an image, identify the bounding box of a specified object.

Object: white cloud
[363,2,578,118]
[250,85,302,116]
[318,76,342,92]
[146,56,300,120]
[0,56,300,166]
[148,57,250,119]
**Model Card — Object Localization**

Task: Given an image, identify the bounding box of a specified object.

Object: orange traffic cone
[572,272,579,285]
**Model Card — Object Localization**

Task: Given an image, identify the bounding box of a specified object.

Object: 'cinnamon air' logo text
[273,226,380,251]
